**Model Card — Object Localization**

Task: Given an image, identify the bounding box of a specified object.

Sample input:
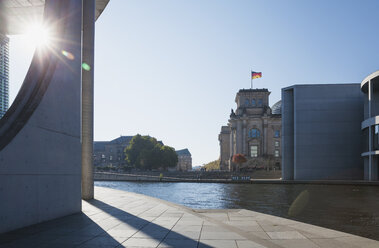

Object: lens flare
[62,50,75,60]
[82,63,91,71]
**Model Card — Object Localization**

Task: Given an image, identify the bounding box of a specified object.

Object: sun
[26,23,51,48]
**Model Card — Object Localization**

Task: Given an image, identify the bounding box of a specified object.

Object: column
[236,121,242,154]
[263,119,268,155]
[229,127,235,171]
[242,120,247,155]
[82,0,95,200]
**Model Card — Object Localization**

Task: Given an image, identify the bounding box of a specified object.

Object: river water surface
[95,181,379,240]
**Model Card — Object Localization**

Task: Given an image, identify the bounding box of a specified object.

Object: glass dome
[271,100,281,115]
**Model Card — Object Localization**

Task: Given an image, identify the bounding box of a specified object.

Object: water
[95,181,379,240]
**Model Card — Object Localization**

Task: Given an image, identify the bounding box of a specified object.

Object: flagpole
[251,70,253,89]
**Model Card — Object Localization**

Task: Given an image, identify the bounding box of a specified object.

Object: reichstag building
[219,89,281,171]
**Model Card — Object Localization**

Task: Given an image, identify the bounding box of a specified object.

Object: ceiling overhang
[0,0,110,35]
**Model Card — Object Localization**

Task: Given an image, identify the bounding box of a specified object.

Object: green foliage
[203,159,220,171]
[124,134,178,170]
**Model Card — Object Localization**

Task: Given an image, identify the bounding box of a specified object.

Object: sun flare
[26,23,51,48]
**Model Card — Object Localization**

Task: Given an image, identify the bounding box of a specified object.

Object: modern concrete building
[361,71,379,181]
[0,0,109,233]
[0,33,9,118]
[282,84,364,180]
[219,89,281,171]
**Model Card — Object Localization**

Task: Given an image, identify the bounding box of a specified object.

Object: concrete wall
[282,84,364,180]
[282,89,294,180]
[0,0,83,233]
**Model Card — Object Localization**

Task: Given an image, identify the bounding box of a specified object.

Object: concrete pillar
[81,0,95,200]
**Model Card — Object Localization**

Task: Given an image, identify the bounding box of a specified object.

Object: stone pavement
[1,186,378,248]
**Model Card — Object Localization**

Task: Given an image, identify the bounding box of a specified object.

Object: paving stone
[247,231,271,240]
[200,231,246,240]
[132,230,170,239]
[271,239,320,248]
[266,231,307,240]
[198,239,238,248]
[171,225,202,233]
[289,223,350,239]
[121,238,161,247]
[165,230,200,240]
[105,228,138,238]
[236,240,268,248]
[201,225,230,233]
[159,238,199,248]
[259,224,295,232]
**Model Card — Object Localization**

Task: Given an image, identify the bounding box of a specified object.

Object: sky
[9,0,379,166]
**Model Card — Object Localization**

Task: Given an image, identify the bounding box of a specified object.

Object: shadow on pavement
[88,198,212,248]
[0,212,121,248]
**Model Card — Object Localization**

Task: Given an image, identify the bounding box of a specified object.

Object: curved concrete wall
[361,71,379,181]
[0,0,83,233]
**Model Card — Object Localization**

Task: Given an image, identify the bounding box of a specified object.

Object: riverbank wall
[94,172,379,185]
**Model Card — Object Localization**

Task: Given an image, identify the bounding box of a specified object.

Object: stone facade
[175,149,192,171]
[219,89,281,171]
[94,136,192,171]
[94,136,133,168]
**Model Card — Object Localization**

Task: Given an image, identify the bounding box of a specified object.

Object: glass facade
[0,34,9,118]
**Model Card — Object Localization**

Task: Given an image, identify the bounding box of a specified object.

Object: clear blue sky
[9,0,379,166]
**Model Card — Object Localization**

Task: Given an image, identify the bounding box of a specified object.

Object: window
[249,129,260,138]
[244,99,249,106]
[275,141,279,147]
[250,145,258,157]
[274,130,280,138]
[258,99,263,106]
[375,125,379,150]
[275,150,280,157]
[251,99,256,106]
[110,156,113,161]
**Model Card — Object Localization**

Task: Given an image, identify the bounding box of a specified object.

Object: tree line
[124,134,178,170]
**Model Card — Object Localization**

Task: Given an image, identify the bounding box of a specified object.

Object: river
[95,181,379,240]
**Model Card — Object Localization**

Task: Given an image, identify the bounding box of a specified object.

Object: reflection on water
[95,181,379,240]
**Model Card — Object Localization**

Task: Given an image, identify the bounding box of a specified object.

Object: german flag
[251,71,262,79]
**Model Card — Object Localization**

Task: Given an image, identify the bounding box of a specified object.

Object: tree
[203,159,220,171]
[160,145,178,169]
[124,134,178,170]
